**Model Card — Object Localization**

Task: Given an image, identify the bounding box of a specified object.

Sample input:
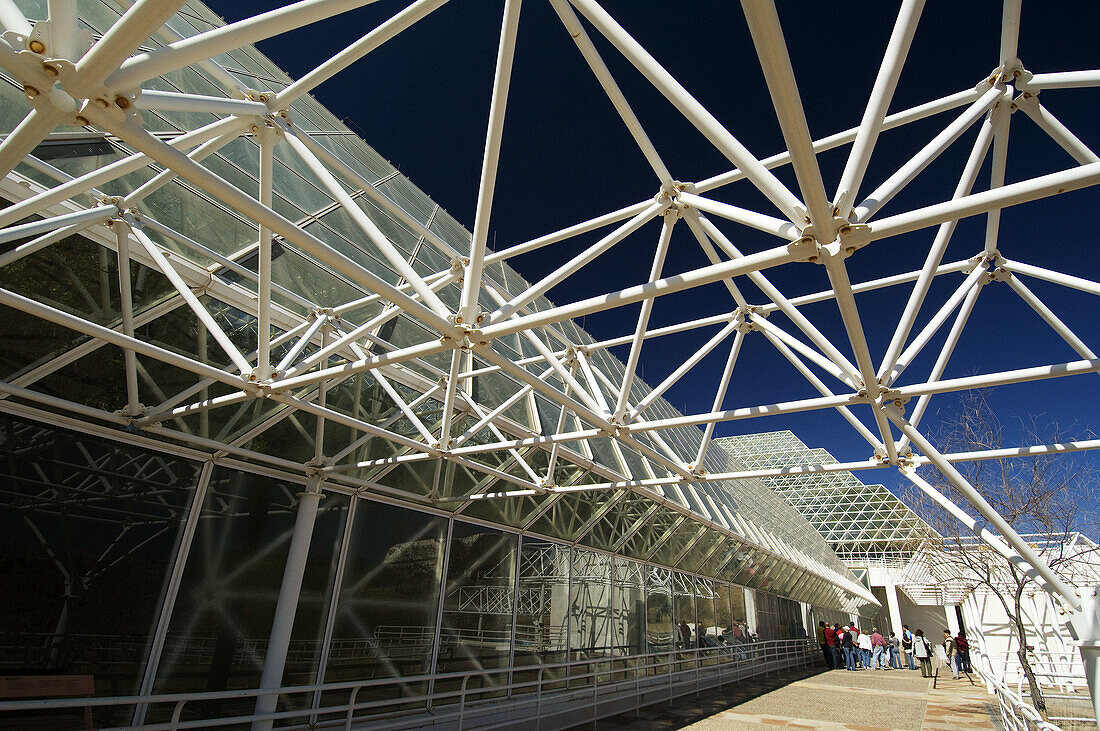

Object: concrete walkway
[592,666,1000,730]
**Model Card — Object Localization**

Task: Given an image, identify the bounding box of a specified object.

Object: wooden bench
[0,675,95,730]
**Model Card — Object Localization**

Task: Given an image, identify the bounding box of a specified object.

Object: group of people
[817,622,971,678]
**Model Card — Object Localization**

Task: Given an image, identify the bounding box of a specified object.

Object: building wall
[961,587,1083,684]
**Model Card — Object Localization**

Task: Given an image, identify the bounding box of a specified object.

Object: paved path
[591,666,1000,730]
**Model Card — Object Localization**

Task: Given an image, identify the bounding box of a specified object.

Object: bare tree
[903,390,1099,715]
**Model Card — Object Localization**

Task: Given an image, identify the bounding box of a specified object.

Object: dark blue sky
[210,1,1099,502]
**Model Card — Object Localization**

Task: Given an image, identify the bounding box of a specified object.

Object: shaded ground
[589,665,1000,730]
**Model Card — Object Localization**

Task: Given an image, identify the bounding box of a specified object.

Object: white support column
[252,479,324,731]
[884,582,904,638]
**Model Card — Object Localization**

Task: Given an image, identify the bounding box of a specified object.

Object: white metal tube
[130,221,254,374]
[761,328,884,451]
[853,85,1004,222]
[257,128,275,381]
[0,286,240,386]
[133,89,269,116]
[0,115,247,229]
[741,0,835,240]
[822,252,898,462]
[1016,95,1100,165]
[275,314,327,374]
[877,113,994,380]
[751,316,858,389]
[47,0,80,60]
[285,125,460,260]
[123,132,238,209]
[693,328,744,468]
[998,0,1022,70]
[549,0,671,185]
[281,124,451,319]
[438,347,462,448]
[481,238,802,339]
[677,192,800,239]
[569,0,805,223]
[459,0,522,326]
[897,276,983,452]
[999,258,1100,297]
[982,100,1013,256]
[869,160,1100,240]
[452,373,542,448]
[1005,271,1096,359]
[628,317,741,419]
[371,370,435,444]
[0,0,31,36]
[0,206,114,246]
[65,0,187,97]
[1020,70,1100,91]
[897,466,1049,589]
[615,214,674,418]
[252,484,323,731]
[113,223,141,415]
[886,263,988,385]
[84,105,454,334]
[489,200,664,324]
[765,259,973,311]
[695,212,862,382]
[109,0,384,90]
[276,0,449,106]
[698,88,981,194]
[887,407,1079,607]
[484,201,650,266]
[0,107,66,182]
[833,0,925,218]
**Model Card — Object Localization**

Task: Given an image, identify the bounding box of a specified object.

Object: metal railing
[975,650,1065,731]
[0,638,816,730]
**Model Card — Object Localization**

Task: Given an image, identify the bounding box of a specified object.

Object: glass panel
[324,500,446,691]
[435,522,517,675]
[512,539,568,677]
[611,559,646,658]
[0,415,198,729]
[152,468,340,723]
[644,567,673,654]
[568,548,612,661]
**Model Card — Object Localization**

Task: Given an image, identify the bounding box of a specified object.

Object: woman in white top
[857,629,873,669]
[912,629,933,678]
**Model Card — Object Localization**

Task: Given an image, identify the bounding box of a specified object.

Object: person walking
[902,624,915,670]
[871,627,887,670]
[888,632,901,669]
[955,630,971,674]
[913,629,933,678]
[943,630,959,679]
[857,627,873,670]
[817,621,832,668]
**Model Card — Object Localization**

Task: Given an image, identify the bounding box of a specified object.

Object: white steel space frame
[0,0,1098,724]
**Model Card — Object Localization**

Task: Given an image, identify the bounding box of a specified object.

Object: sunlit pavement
[590,665,998,730]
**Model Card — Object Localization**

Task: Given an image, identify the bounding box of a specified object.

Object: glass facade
[0,0,883,726]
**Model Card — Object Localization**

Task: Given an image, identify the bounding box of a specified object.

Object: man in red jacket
[824,623,837,669]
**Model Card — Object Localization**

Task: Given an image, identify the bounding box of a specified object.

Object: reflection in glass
[0,416,198,722]
[325,500,445,684]
[611,559,645,657]
[436,522,517,674]
[152,468,342,726]
[645,567,673,653]
[568,548,612,660]
[512,538,568,671]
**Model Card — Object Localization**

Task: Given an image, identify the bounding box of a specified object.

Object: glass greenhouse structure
[0,0,1097,727]
[0,0,881,726]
